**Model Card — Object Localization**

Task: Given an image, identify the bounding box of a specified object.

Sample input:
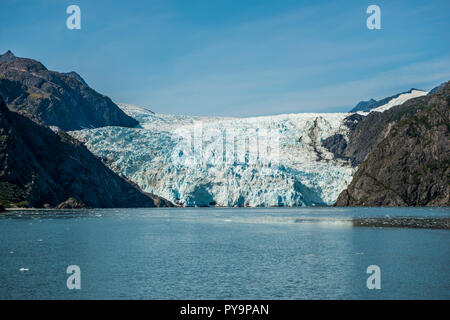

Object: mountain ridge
[335,81,449,206]
[351,88,427,113]
[0,95,172,208]
[0,50,138,131]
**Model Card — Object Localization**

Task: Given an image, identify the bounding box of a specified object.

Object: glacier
[70,105,356,207]
[69,90,423,207]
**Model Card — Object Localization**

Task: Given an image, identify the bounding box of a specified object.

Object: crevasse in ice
[70,104,356,207]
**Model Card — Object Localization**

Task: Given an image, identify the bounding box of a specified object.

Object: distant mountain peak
[0,50,18,63]
[63,71,89,86]
[0,53,138,131]
[428,82,446,95]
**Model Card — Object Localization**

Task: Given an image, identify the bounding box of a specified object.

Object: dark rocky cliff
[323,90,446,167]
[335,81,449,206]
[0,96,172,208]
[0,51,138,131]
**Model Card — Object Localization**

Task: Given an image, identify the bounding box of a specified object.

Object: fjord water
[0,207,449,299]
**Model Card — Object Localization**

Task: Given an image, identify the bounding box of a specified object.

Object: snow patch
[370,89,428,113]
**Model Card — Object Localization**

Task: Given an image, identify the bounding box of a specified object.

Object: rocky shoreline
[352,217,450,230]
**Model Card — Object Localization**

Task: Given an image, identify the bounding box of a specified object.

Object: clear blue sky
[1,0,449,116]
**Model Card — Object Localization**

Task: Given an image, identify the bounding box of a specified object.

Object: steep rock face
[428,82,446,95]
[335,81,450,206]
[0,96,172,208]
[323,89,430,166]
[0,50,18,64]
[324,90,436,166]
[321,113,364,165]
[0,51,138,131]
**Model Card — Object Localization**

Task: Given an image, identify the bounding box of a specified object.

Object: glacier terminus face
[70,104,356,207]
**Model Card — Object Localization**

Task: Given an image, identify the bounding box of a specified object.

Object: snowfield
[355,89,428,115]
[371,89,428,112]
[71,104,356,207]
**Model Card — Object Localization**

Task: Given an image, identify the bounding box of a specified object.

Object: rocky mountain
[428,82,446,95]
[0,50,18,64]
[322,107,425,167]
[63,71,89,86]
[335,81,449,206]
[0,96,172,208]
[0,51,138,131]
[322,89,435,166]
[321,88,431,167]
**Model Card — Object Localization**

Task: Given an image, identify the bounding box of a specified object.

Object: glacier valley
[70,107,355,207]
[69,89,427,207]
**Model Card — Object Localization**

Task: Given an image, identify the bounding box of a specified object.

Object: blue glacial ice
[70,104,357,207]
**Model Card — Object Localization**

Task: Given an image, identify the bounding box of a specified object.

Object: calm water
[0,207,449,299]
